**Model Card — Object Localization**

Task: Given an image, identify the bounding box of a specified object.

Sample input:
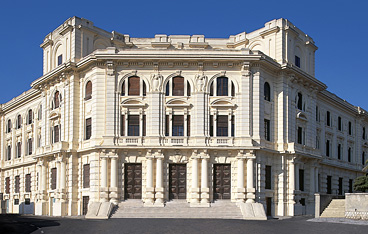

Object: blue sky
[0,0,367,110]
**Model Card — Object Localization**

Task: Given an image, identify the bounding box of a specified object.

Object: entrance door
[266,197,272,216]
[169,164,187,199]
[124,163,142,199]
[82,196,89,215]
[214,164,231,200]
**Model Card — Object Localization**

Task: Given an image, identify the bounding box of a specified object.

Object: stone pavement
[308,217,368,226]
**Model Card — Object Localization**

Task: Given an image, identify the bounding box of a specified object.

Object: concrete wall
[345,193,368,220]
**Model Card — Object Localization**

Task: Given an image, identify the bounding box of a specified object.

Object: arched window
[54,91,60,109]
[363,127,366,140]
[217,77,228,96]
[128,76,140,96]
[17,115,22,129]
[7,119,12,133]
[264,82,271,101]
[28,109,33,125]
[172,76,184,96]
[165,76,191,97]
[362,152,365,165]
[209,77,235,97]
[121,76,146,96]
[85,81,92,100]
[297,92,303,110]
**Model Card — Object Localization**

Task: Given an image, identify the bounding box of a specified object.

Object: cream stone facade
[0,16,366,218]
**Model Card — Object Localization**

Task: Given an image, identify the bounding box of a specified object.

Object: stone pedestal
[144,187,155,206]
[154,187,164,207]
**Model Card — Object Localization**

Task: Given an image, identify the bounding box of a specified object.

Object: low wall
[315,193,344,218]
[345,193,368,220]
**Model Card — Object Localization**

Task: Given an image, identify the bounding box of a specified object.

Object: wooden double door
[213,164,231,200]
[169,164,187,199]
[124,163,142,199]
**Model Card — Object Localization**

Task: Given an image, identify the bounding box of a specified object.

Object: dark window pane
[172,77,184,96]
[265,165,272,189]
[297,93,303,110]
[210,115,214,137]
[51,168,57,190]
[217,77,228,96]
[85,81,92,100]
[217,115,228,137]
[128,76,140,96]
[86,118,92,140]
[187,115,191,136]
[299,169,304,191]
[172,115,184,136]
[143,115,146,136]
[295,55,300,68]
[128,115,140,136]
[121,81,125,96]
[264,82,271,101]
[187,81,191,96]
[121,115,125,136]
[54,91,60,109]
[83,164,90,188]
[58,55,63,65]
[165,115,169,136]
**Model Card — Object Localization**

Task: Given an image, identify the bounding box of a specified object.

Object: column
[56,161,61,191]
[246,157,255,203]
[41,163,47,193]
[190,157,199,204]
[155,156,164,206]
[295,163,299,191]
[37,164,42,192]
[110,156,118,204]
[100,157,108,202]
[145,156,154,205]
[310,166,315,194]
[315,167,319,193]
[201,157,209,204]
[60,160,66,196]
[236,157,245,202]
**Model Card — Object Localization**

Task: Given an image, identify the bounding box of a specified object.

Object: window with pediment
[120,114,146,137]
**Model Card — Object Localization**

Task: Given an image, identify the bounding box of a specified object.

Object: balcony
[162,137,188,146]
[35,141,69,156]
[209,137,234,147]
[118,137,144,145]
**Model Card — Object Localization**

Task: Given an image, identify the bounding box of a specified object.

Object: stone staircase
[320,199,345,218]
[111,200,244,219]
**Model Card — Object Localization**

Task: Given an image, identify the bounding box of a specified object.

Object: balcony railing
[118,137,144,145]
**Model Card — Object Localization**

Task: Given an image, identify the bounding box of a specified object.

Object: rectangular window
[349,122,352,135]
[57,55,63,65]
[14,199,19,205]
[297,127,303,144]
[165,115,169,136]
[17,142,21,158]
[217,77,228,96]
[28,138,33,155]
[326,140,330,157]
[54,125,60,143]
[231,115,235,137]
[337,144,341,160]
[265,165,272,190]
[5,177,10,194]
[299,169,304,191]
[128,76,140,96]
[25,174,31,193]
[348,148,352,162]
[316,106,319,122]
[15,176,20,193]
[327,176,332,194]
[338,177,343,195]
[326,111,331,126]
[295,55,300,68]
[25,199,30,205]
[349,179,353,193]
[217,115,228,137]
[338,117,342,131]
[143,115,146,136]
[172,115,184,136]
[210,115,214,137]
[86,118,92,140]
[187,115,191,137]
[264,119,270,141]
[128,115,139,136]
[120,115,125,136]
[51,168,57,190]
[7,146,11,160]
[83,164,90,188]
[172,77,184,96]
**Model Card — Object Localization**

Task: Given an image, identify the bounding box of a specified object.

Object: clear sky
[0,0,367,110]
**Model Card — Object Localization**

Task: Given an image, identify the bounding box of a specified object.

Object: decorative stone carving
[195,73,207,92]
[151,73,163,91]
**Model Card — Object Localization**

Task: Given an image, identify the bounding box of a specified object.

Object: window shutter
[231,81,235,97]
[143,81,146,96]
[86,118,92,140]
[143,115,146,136]
[28,139,33,155]
[128,76,140,96]
[5,177,10,194]
[85,81,92,100]
[15,176,20,193]
[28,109,33,124]
[54,125,60,143]
[121,81,125,96]
[128,115,139,136]
[173,115,184,126]
[51,168,57,190]
[165,115,169,136]
[210,115,214,136]
[210,82,214,96]
[172,76,184,96]
[217,115,228,128]
[121,115,125,136]
[26,174,31,192]
[83,164,90,188]
[187,81,191,96]
[187,115,190,136]
[54,91,60,109]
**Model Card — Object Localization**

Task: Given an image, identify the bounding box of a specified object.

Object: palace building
[0,16,366,218]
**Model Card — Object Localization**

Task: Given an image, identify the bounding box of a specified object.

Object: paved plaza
[1,215,367,234]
